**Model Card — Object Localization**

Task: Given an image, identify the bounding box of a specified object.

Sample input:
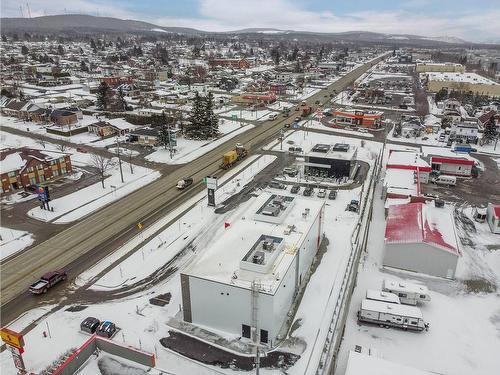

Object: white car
[317,188,327,198]
[358,128,369,133]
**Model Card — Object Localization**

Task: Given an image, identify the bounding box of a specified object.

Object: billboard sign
[37,185,50,201]
[0,328,25,349]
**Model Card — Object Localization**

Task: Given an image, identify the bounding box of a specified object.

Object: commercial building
[415,62,465,73]
[383,203,461,279]
[180,193,324,346]
[303,143,358,179]
[332,108,383,129]
[422,72,500,97]
[430,155,475,177]
[0,147,72,194]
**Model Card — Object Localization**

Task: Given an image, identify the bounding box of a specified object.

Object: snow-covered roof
[383,279,429,295]
[0,153,25,174]
[183,192,324,294]
[387,150,431,171]
[425,72,498,85]
[361,299,423,318]
[384,169,418,197]
[385,203,460,256]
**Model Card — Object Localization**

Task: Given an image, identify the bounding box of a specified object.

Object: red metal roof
[385,203,460,256]
[386,164,432,172]
[431,157,474,166]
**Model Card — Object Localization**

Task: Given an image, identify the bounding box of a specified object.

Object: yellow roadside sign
[0,328,24,349]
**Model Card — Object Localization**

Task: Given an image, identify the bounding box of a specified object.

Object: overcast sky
[2,0,500,42]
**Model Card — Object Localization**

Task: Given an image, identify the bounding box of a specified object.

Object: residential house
[0,147,72,194]
[129,128,159,146]
[449,122,479,144]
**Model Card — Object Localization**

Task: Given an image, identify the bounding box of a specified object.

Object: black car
[291,185,301,194]
[81,317,100,334]
[96,320,117,338]
[303,187,313,196]
[328,190,337,200]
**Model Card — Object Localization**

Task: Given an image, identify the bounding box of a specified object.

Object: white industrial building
[180,193,325,346]
[383,202,461,279]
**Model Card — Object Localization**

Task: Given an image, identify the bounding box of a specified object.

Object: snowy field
[146,123,254,165]
[0,227,34,260]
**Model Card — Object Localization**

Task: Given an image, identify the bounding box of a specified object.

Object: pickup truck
[29,270,67,294]
[176,177,193,189]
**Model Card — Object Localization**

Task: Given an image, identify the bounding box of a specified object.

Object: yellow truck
[220,144,248,169]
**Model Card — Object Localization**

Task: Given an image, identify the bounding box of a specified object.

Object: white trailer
[358,299,428,332]
[382,279,431,305]
[366,289,400,304]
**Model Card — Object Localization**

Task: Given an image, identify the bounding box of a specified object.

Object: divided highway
[0,54,388,315]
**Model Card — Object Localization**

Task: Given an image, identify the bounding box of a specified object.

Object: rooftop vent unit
[252,251,265,264]
[262,240,274,251]
[312,144,331,153]
[261,205,280,217]
[332,143,350,152]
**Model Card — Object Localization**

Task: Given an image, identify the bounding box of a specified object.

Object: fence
[314,150,383,375]
[47,335,155,375]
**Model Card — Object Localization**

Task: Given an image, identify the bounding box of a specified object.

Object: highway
[0,53,388,320]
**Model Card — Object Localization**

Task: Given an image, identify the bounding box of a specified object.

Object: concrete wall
[383,242,458,279]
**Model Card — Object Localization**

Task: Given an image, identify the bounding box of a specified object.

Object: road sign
[0,328,24,349]
[37,185,50,201]
[206,176,218,190]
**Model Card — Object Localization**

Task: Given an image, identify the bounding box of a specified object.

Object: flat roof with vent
[183,192,324,294]
[307,143,357,161]
[254,194,295,224]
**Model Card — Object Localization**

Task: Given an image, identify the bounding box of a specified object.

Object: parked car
[358,128,368,133]
[29,270,67,294]
[268,113,277,121]
[315,100,320,104]
[317,188,327,198]
[76,147,88,153]
[176,177,193,189]
[347,199,360,212]
[303,187,313,196]
[283,167,298,177]
[291,185,301,194]
[96,321,117,338]
[269,181,286,189]
[295,117,301,122]
[295,107,300,111]
[300,101,307,106]
[288,146,303,153]
[328,190,338,200]
[81,317,100,334]
[284,123,291,128]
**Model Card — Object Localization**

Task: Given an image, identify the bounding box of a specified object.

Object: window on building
[39,175,45,182]
[29,177,36,185]
[242,324,251,339]
[53,169,59,177]
[260,329,268,344]
[420,295,426,299]
[61,168,66,174]
[398,293,407,298]
[27,167,34,172]
[37,164,44,169]
[8,171,16,177]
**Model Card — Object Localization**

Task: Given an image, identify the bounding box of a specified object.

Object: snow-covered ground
[146,123,254,165]
[222,108,273,121]
[335,185,500,374]
[0,116,130,148]
[84,155,277,291]
[0,154,279,375]
[306,119,375,138]
[27,164,160,224]
[0,227,34,260]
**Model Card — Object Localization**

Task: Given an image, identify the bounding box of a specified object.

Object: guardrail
[314,150,383,375]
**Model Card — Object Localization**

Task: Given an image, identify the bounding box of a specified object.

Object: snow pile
[0,227,34,260]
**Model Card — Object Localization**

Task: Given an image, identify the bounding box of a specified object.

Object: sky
[1,0,500,43]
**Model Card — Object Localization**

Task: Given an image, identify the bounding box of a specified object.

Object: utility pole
[251,280,260,375]
[116,137,124,183]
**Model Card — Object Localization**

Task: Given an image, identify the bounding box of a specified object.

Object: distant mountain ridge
[0,14,477,45]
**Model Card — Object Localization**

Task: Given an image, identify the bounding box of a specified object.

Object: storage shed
[383,203,460,279]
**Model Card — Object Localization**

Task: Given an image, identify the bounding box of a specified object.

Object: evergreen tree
[2,35,7,43]
[158,122,171,150]
[117,87,127,111]
[203,92,219,138]
[96,82,110,110]
[80,60,89,72]
[90,38,97,51]
[21,45,29,55]
[482,117,498,144]
[185,92,205,138]
[57,44,65,56]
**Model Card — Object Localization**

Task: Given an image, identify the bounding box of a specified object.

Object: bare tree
[36,139,47,149]
[90,154,113,189]
[56,143,68,153]
[125,150,135,175]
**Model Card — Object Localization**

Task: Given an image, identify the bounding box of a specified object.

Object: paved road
[0,54,389,320]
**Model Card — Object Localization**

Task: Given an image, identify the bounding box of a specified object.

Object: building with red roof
[430,155,475,177]
[486,203,500,234]
[383,202,460,279]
